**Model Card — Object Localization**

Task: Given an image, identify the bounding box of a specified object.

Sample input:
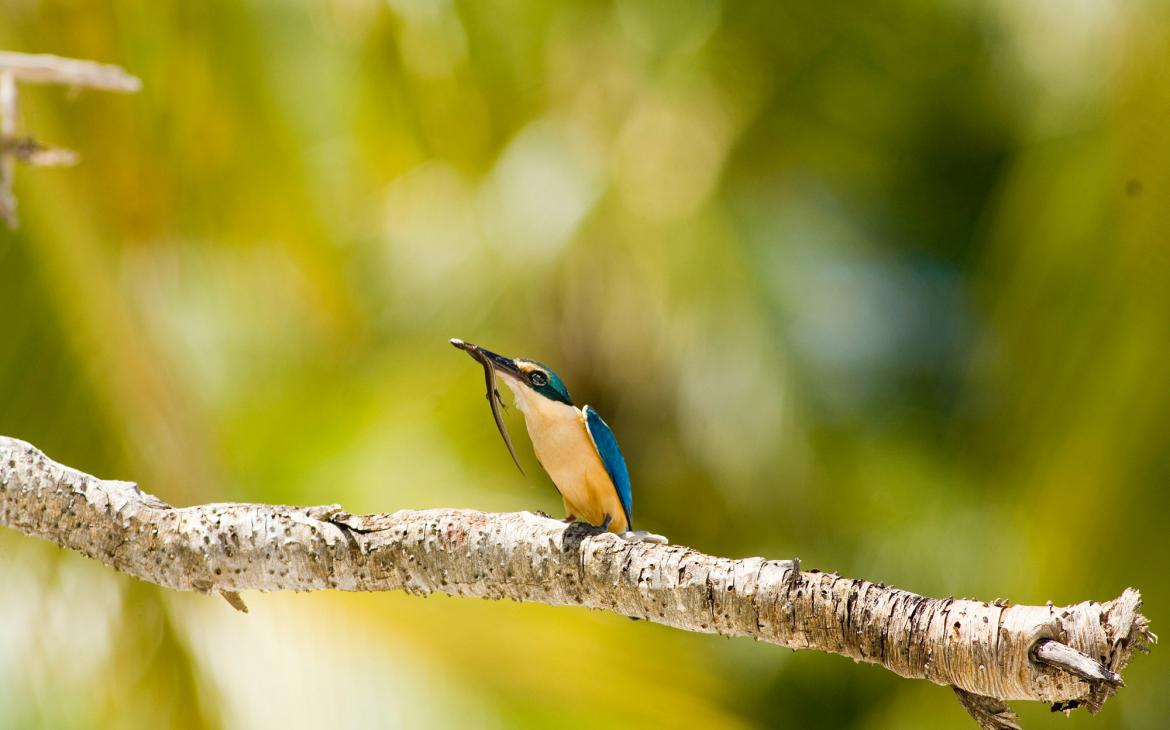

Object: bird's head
[450,338,573,406]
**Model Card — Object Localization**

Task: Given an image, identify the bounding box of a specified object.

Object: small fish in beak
[450,338,526,477]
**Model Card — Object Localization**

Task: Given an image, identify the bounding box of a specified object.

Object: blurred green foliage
[2,0,1169,727]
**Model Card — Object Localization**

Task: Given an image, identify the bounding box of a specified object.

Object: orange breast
[514,393,627,533]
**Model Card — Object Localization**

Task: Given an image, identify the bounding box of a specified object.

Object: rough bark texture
[0,436,1155,724]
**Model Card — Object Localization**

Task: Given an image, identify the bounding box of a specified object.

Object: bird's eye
[529,371,548,386]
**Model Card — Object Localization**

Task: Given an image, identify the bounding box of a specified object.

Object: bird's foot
[621,530,668,545]
[562,515,577,523]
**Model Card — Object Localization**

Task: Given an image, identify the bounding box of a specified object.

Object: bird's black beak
[449,339,523,379]
[450,337,528,477]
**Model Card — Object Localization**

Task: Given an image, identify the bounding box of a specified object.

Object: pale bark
[0,436,1154,726]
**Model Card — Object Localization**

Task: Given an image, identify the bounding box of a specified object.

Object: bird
[451,338,665,543]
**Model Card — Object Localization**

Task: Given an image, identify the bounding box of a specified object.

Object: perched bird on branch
[451,339,664,543]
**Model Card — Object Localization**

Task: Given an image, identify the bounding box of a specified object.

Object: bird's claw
[621,530,668,545]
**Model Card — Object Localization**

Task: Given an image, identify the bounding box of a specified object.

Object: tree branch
[0,70,18,227]
[0,435,1154,726]
[0,51,140,227]
[0,52,142,92]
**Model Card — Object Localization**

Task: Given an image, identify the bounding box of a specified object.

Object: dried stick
[0,51,140,227]
[0,52,141,92]
[0,71,17,227]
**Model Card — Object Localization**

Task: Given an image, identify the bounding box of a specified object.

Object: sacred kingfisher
[451,339,664,543]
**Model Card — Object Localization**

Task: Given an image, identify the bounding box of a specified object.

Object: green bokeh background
[2,1,1168,728]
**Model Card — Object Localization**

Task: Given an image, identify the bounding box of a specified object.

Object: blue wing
[583,406,633,530]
